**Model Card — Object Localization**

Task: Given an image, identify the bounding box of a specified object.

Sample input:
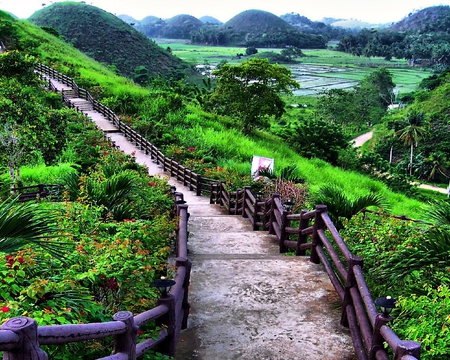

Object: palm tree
[424,152,450,181]
[395,110,428,176]
[311,184,390,230]
[0,197,64,257]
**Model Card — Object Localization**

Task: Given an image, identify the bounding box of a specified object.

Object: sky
[1,0,450,24]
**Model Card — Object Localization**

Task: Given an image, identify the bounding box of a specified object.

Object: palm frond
[0,197,67,258]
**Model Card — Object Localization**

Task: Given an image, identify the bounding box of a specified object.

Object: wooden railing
[12,183,64,202]
[210,182,421,360]
[34,64,421,360]
[0,192,192,359]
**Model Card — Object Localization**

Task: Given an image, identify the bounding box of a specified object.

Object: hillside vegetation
[28,2,193,81]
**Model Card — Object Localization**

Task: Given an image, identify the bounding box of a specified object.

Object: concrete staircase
[175,202,355,360]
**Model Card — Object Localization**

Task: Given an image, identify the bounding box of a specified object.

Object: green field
[156,40,432,95]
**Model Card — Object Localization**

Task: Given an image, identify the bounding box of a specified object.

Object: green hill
[161,14,204,39]
[389,5,450,33]
[218,9,326,48]
[28,2,192,80]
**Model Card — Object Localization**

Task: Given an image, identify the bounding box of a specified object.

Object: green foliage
[341,213,450,359]
[278,116,350,165]
[245,46,258,56]
[311,184,389,229]
[209,58,300,134]
[393,285,450,359]
[0,197,64,257]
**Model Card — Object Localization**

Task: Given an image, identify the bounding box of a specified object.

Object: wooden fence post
[296,210,309,256]
[279,206,289,253]
[176,257,192,330]
[156,295,177,356]
[340,256,363,327]
[395,340,421,359]
[268,194,280,235]
[242,186,251,218]
[310,204,327,264]
[196,174,203,196]
[370,315,392,360]
[2,317,48,360]
[112,311,138,360]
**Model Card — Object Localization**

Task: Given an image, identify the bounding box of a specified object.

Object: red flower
[1,306,10,313]
[137,330,143,336]
[188,147,195,152]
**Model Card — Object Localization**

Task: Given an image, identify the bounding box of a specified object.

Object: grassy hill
[161,14,204,39]
[28,2,193,80]
[217,9,326,48]
[389,5,450,32]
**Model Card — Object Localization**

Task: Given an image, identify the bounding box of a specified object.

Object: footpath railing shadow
[24,64,422,360]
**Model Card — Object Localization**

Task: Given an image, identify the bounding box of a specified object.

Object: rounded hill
[389,5,450,32]
[28,2,192,80]
[218,9,326,48]
[161,14,204,39]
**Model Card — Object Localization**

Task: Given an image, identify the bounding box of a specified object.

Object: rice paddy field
[156,40,433,95]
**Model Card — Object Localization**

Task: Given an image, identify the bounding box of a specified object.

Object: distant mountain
[135,15,166,37]
[117,14,137,25]
[161,14,204,39]
[199,16,221,25]
[215,9,326,48]
[28,2,192,80]
[389,5,450,32]
[280,13,351,39]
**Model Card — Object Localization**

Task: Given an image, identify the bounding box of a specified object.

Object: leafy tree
[279,117,349,165]
[423,152,450,181]
[245,46,258,56]
[208,58,300,134]
[395,110,428,176]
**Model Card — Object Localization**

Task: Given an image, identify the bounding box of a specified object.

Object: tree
[208,58,300,134]
[423,152,450,181]
[395,110,428,176]
[280,117,350,165]
[245,46,258,56]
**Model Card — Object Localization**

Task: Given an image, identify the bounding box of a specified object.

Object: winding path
[43,74,356,359]
[352,130,448,195]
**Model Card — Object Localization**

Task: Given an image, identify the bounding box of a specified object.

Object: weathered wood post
[210,183,217,204]
[310,204,327,264]
[219,181,226,206]
[279,201,292,253]
[2,317,48,360]
[156,295,177,356]
[253,192,261,231]
[176,257,192,330]
[234,189,242,215]
[395,341,421,359]
[370,315,392,360]
[242,186,251,218]
[112,311,138,359]
[340,256,363,327]
[268,194,280,235]
[196,174,202,196]
[296,210,309,256]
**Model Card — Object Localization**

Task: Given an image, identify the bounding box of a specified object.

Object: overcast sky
[1,0,450,24]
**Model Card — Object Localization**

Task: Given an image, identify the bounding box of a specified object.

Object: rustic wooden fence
[0,190,191,359]
[33,64,422,360]
[210,183,421,360]
[12,183,64,202]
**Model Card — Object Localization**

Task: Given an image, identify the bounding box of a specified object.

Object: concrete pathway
[45,75,355,359]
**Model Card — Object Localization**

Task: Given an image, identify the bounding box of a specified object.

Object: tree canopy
[208,58,300,134]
